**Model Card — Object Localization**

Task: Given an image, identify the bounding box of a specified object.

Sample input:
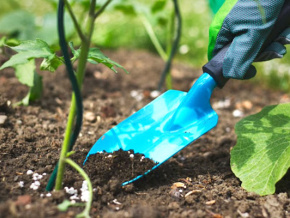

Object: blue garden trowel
[86,71,220,185]
[84,3,290,185]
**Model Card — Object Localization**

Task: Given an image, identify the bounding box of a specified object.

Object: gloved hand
[208,0,290,80]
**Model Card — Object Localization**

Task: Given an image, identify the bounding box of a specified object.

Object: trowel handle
[203,1,290,88]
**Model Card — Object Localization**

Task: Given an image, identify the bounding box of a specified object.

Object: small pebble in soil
[232,109,244,117]
[26,170,33,175]
[130,90,143,101]
[170,188,184,199]
[30,181,40,190]
[64,187,78,195]
[213,98,231,109]
[46,193,52,197]
[81,181,89,202]
[150,90,161,98]
[0,115,7,125]
[32,173,43,180]
[18,181,24,188]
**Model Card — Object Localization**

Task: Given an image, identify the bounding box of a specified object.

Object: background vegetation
[0,0,289,92]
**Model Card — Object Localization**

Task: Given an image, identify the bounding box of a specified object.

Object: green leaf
[114,1,149,17]
[0,10,36,40]
[27,71,43,102]
[57,199,85,212]
[151,0,167,14]
[87,48,129,74]
[70,44,128,74]
[0,37,6,47]
[20,73,42,106]
[40,55,63,72]
[0,39,56,70]
[231,103,290,196]
[5,38,20,47]
[15,59,35,87]
[69,42,80,62]
[114,4,137,16]
[57,200,73,212]
[14,60,43,106]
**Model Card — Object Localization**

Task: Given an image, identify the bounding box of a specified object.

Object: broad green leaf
[0,39,56,70]
[20,72,43,106]
[14,60,43,106]
[15,60,35,87]
[28,72,43,101]
[231,103,290,196]
[0,10,35,40]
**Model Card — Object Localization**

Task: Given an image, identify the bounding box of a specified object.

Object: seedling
[1,0,128,216]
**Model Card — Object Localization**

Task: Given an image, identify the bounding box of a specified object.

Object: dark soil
[84,149,157,185]
[0,49,289,218]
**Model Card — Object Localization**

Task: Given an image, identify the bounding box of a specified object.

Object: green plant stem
[64,0,86,41]
[55,95,78,190]
[158,0,182,91]
[47,0,84,191]
[164,8,175,90]
[166,73,173,89]
[140,15,168,61]
[65,158,93,218]
[94,0,112,19]
[55,0,113,191]
[55,0,96,191]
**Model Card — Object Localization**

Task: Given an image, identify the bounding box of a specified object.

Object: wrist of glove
[208,0,290,80]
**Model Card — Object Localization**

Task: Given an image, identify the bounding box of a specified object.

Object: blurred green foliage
[0,0,289,92]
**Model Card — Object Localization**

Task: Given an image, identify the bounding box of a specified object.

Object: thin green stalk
[55,95,78,190]
[165,8,175,90]
[64,0,86,41]
[140,15,168,61]
[65,158,93,218]
[158,0,182,91]
[94,0,112,19]
[166,73,173,89]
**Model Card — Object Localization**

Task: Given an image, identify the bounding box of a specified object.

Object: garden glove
[208,0,290,80]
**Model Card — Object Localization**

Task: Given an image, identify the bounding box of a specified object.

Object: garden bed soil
[0,49,289,218]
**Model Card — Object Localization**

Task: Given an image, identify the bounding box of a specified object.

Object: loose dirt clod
[83,149,157,185]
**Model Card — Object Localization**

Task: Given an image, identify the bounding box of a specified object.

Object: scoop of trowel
[84,2,290,186]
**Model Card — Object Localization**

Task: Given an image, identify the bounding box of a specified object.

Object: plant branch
[140,15,168,61]
[158,0,182,91]
[65,158,93,218]
[94,0,112,19]
[64,0,86,41]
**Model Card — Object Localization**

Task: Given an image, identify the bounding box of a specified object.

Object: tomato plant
[1,0,128,216]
